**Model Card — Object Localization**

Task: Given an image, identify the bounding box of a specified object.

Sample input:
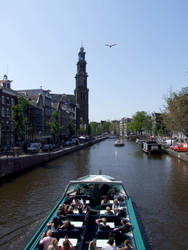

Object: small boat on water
[114,139,125,147]
[24,175,145,250]
[141,140,162,154]
[136,139,146,145]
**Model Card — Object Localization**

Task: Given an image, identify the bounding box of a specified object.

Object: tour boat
[141,140,162,154]
[114,139,125,147]
[24,175,145,250]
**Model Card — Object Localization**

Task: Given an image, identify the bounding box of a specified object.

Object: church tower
[74,46,89,130]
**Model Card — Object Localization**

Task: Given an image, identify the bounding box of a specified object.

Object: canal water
[0,139,188,250]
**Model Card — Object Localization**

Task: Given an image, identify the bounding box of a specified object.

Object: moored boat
[141,140,162,154]
[114,139,125,147]
[136,139,146,145]
[24,175,145,250]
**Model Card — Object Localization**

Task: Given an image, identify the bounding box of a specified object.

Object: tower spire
[74,46,89,129]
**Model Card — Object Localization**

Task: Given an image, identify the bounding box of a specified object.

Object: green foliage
[89,120,113,135]
[11,96,30,140]
[101,121,112,133]
[128,111,152,134]
[153,123,166,136]
[68,119,76,136]
[80,117,87,135]
[47,111,63,140]
[163,88,188,136]
[90,122,101,135]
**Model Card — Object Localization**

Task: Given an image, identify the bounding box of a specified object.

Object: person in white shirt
[102,238,117,250]
[39,230,53,250]
[112,199,125,217]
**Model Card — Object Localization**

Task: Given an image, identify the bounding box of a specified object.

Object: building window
[7,108,10,117]
[2,107,5,117]
[7,96,10,104]
[11,98,15,105]
[2,96,5,104]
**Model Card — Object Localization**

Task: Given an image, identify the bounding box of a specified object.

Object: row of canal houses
[117,114,167,138]
[0,74,77,147]
[117,114,185,140]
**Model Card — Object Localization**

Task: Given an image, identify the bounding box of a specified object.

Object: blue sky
[0,0,188,121]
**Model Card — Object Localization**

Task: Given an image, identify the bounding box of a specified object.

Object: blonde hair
[68,206,73,212]
[51,238,58,246]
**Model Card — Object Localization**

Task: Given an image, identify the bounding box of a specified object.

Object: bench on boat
[52,228,81,240]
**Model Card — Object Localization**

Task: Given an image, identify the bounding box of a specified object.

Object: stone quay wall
[0,137,107,179]
[162,146,188,163]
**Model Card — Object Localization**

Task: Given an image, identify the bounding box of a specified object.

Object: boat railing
[126,198,145,250]
[24,180,144,250]
[24,195,67,250]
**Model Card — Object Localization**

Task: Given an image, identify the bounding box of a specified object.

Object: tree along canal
[0,139,188,250]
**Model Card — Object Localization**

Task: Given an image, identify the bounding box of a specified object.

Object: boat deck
[24,176,145,250]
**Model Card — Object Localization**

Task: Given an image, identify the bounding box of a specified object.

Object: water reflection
[168,157,188,207]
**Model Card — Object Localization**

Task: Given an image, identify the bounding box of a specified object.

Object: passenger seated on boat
[39,230,53,250]
[58,204,69,216]
[118,239,132,249]
[58,204,65,214]
[112,199,120,211]
[60,235,73,250]
[64,194,73,205]
[71,196,82,208]
[113,219,132,233]
[47,237,58,250]
[47,217,61,233]
[96,218,111,231]
[101,237,117,250]
[81,203,89,214]
[54,211,65,225]
[112,200,126,217]
[60,220,75,230]
[101,195,110,205]
[75,205,84,215]
[105,206,114,215]
[113,189,126,200]
[67,206,74,214]
[88,239,98,250]
[118,197,126,207]
[112,219,132,245]
[81,198,88,209]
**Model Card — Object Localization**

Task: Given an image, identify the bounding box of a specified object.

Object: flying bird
[105,44,117,48]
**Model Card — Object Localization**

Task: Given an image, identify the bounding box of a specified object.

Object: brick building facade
[0,75,17,146]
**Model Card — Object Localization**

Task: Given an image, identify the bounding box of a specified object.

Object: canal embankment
[162,146,188,163]
[0,136,107,179]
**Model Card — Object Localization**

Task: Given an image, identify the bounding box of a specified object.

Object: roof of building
[52,102,59,110]
[28,95,39,102]
[50,93,76,105]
